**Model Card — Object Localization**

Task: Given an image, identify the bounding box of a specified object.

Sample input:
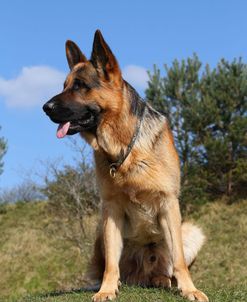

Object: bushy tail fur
[182,222,206,267]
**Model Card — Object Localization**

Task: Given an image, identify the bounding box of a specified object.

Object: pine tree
[195,59,247,197]
[146,56,247,204]
[0,127,7,176]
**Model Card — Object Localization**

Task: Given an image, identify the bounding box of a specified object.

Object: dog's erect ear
[66,40,87,70]
[91,30,121,83]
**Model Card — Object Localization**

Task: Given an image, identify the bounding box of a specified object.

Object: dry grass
[0,202,96,298]
[0,199,246,301]
[189,199,247,288]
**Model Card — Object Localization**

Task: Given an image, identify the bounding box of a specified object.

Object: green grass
[3,286,247,302]
[0,199,246,301]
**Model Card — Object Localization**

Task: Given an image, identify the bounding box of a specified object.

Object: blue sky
[1,0,247,189]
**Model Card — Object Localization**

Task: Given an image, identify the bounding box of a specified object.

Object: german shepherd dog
[43,30,208,302]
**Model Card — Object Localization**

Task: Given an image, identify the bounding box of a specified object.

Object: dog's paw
[92,289,118,302]
[151,275,171,288]
[181,289,209,302]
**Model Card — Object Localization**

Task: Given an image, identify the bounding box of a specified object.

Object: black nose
[43,101,55,114]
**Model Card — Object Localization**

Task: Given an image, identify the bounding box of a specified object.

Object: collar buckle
[109,164,117,178]
[108,103,146,179]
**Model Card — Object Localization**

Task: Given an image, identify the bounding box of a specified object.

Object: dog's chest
[122,190,164,244]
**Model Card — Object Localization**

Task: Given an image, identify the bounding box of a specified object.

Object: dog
[43,30,208,302]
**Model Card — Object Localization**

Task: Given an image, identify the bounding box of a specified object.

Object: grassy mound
[0,199,246,301]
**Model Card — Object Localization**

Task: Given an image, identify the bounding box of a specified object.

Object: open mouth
[56,114,96,139]
[43,99,102,139]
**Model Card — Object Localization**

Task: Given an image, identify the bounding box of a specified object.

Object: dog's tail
[182,222,206,267]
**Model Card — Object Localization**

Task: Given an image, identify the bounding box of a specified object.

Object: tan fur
[48,31,209,302]
[86,222,206,290]
[88,111,208,301]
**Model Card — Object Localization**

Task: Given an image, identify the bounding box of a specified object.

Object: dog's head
[43,30,123,138]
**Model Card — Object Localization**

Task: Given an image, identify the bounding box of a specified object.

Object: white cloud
[122,65,149,90]
[0,64,148,108]
[0,66,65,108]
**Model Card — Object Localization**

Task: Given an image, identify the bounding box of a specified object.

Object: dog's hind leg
[151,275,171,288]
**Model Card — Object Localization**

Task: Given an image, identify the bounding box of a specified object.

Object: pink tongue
[56,122,70,139]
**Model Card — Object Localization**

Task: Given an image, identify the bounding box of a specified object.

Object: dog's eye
[73,80,81,90]
[73,79,88,91]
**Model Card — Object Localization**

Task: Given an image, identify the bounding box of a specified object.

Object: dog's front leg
[93,201,124,302]
[160,194,208,302]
